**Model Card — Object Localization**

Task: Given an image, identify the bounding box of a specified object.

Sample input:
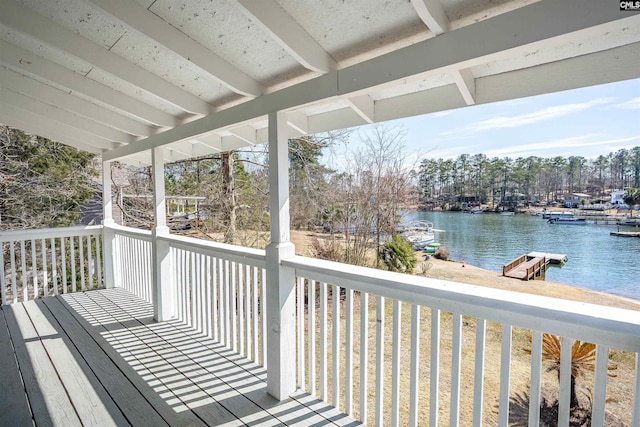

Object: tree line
[418,148,640,209]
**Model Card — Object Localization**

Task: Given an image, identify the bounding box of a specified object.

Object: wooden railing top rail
[501,254,526,275]
[159,233,266,267]
[0,225,103,242]
[284,255,640,352]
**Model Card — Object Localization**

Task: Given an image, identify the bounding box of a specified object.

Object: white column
[265,110,297,400]
[102,160,115,288]
[151,147,173,321]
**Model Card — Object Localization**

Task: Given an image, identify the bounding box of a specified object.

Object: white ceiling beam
[340,0,637,94]
[0,41,176,127]
[0,68,152,137]
[0,104,115,151]
[1,89,133,143]
[228,126,257,145]
[87,0,263,98]
[103,0,635,161]
[234,0,337,74]
[345,95,375,124]
[1,114,102,154]
[220,135,252,152]
[286,112,309,135]
[411,0,450,35]
[307,108,363,135]
[452,68,476,105]
[191,134,223,152]
[0,1,210,116]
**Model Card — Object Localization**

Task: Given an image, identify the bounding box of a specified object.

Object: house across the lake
[564,192,591,208]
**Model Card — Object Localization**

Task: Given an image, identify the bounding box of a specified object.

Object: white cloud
[611,97,640,110]
[483,135,640,158]
[439,98,613,137]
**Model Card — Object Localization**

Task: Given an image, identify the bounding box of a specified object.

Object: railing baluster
[20,240,27,302]
[70,236,76,294]
[190,250,196,330]
[592,345,609,426]
[528,331,543,427]
[430,309,440,427]
[205,255,212,338]
[391,299,401,427]
[95,234,102,287]
[633,353,640,427]
[50,238,58,296]
[60,237,67,294]
[320,281,328,402]
[0,244,6,304]
[297,276,305,389]
[41,238,48,296]
[260,267,266,368]
[10,241,17,303]
[85,235,92,288]
[252,266,259,362]
[230,261,237,352]
[219,258,226,346]
[375,296,385,427]
[558,336,572,426]
[473,318,486,427]
[409,304,420,427]
[450,313,462,427]
[238,262,244,355]
[498,324,513,427]
[345,287,353,416]
[360,291,369,424]
[79,235,85,291]
[244,264,250,358]
[30,239,37,299]
[309,279,316,396]
[223,259,230,347]
[332,284,341,408]
[212,257,219,342]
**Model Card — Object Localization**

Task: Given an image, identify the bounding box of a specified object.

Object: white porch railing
[284,255,640,427]
[111,225,153,304]
[161,234,267,366]
[0,226,103,305]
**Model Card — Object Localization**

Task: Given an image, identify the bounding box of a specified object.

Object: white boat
[500,211,515,216]
[547,217,586,225]
[468,208,483,214]
[401,221,436,249]
[542,211,574,219]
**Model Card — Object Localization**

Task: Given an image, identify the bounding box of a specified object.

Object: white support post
[151,147,173,321]
[102,160,115,288]
[265,110,297,400]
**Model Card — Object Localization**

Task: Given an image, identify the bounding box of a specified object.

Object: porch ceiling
[0,0,638,165]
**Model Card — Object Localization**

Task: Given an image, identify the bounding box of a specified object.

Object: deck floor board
[1,288,360,426]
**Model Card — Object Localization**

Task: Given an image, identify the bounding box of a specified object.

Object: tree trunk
[222,151,236,243]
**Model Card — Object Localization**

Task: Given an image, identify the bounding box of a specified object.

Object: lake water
[409,211,640,300]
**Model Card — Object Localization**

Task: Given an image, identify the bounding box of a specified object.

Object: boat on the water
[500,211,515,216]
[548,217,586,225]
[401,220,435,249]
[542,211,575,219]
[468,208,483,214]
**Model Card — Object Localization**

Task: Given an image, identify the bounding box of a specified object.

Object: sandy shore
[290,230,640,311]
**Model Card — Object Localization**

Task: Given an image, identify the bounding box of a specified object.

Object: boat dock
[502,252,567,281]
[610,231,640,238]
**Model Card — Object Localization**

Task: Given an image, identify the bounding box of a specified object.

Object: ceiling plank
[0,0,210,116]
[0,41,176,127]
[1,89,134,143]
[104,0,637,161]
[234,0,336,74]
[228,126,257,145]
[286,112,309,135]
[0,104,116,151]
[0,68,152,137]
[346,95,375,124]
[451,69,476,105]
[87,0,263,98]
[411,0,450,35]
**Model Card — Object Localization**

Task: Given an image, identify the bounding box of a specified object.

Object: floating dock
[502,252,568,281]
[610,231,640,238]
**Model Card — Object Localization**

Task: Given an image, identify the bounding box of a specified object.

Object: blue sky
[347,78,640,163]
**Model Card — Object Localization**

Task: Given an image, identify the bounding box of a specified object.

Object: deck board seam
[76,290,240,426]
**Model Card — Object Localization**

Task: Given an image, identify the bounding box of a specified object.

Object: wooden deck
[0,288,359,426]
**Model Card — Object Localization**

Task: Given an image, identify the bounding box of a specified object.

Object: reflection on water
[409,211,640,300]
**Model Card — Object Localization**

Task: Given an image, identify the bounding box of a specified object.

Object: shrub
[378,235,417,273]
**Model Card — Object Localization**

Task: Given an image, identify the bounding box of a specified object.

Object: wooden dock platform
[611,231,640,238]
[503,254,548,281]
